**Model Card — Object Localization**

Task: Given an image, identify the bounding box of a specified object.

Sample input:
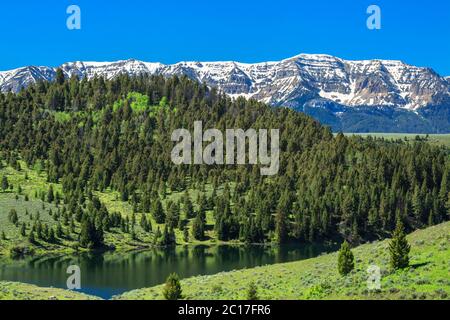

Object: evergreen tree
[183,193,195,219]
[275,210,287,243]
[152,199,166,224]
[8,209,19,225]
[412,185,424,224]
[192,213,205,240]
[338,240,354,276]
[20,223,26,236]
[48,228,56,243]
[159,225,176,246]
[56,223,63,238]
[389,220,410,270]
[56,68,65,85]
[446,192,450,217]
[79,217,104,249]
[183,226,189,243]
[439,169,449,203]
[153,226,162,244]
[47,185,55,203]
[140,214,151,232]
[28,231,35,244]
[162,273,183,300]
[165,201,180,229]
[1,175,9,192]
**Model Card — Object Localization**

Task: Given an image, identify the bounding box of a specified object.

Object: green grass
[343,133,450,148]
[0,281,101,300]
[115,221,450,300]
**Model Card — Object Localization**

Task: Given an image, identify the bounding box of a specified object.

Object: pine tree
[140,214,151,232]
[412,185,424,223]
[275,210,287,243]
[162,273,183,300]
[338,240,354,276]
[8,209,19,225]
[130,226,137,241]
[56,223,63,238]
[56,68,65,85]
[20,223,26,236]
[159,225,176,246]
[389,220,410,270]
[183,226,189,243]
[192,213,205,240]
[183,192,195,219]
[48,228,56,243]
[28,231,35,244]
[1,175,9,192]
[446,192,450,218]
[246,281,259,300]
[150,225,159,240]
[439,169,448,203]
[152,199,166,224]
[79,217,104,249]
[47,185,55,203]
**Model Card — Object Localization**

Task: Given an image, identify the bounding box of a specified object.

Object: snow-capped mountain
[1,54,449,132]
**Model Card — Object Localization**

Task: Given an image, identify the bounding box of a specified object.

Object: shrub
[246,281,259,300]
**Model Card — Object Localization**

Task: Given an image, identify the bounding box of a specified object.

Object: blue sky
[1,0,449,75]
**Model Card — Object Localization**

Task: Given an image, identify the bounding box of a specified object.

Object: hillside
[116,221,450,300]
[0,75,449,257]
[0,160,232,257]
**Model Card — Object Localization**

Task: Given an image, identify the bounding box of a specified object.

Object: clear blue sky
[1,0,449,75]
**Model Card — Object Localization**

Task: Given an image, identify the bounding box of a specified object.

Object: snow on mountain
[1,54,449,112]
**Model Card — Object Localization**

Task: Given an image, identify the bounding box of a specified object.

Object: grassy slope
[0,163,68,256]
[343,133,450,148]
[116,221,450,300]
[0,161,233,257]
[0,281,101,300]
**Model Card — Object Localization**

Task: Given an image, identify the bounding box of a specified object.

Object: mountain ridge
[1,54,449,133]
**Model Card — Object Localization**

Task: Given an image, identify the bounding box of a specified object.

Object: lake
[0,244,337,299]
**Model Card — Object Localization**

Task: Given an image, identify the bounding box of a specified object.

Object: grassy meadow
[343,133,450,148]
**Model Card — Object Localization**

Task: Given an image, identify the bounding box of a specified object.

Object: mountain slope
[1,54,449,133]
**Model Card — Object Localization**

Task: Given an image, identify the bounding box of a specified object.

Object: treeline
[0,72,449,247]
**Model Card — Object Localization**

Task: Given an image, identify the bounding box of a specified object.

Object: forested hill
[0,72,449,248]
